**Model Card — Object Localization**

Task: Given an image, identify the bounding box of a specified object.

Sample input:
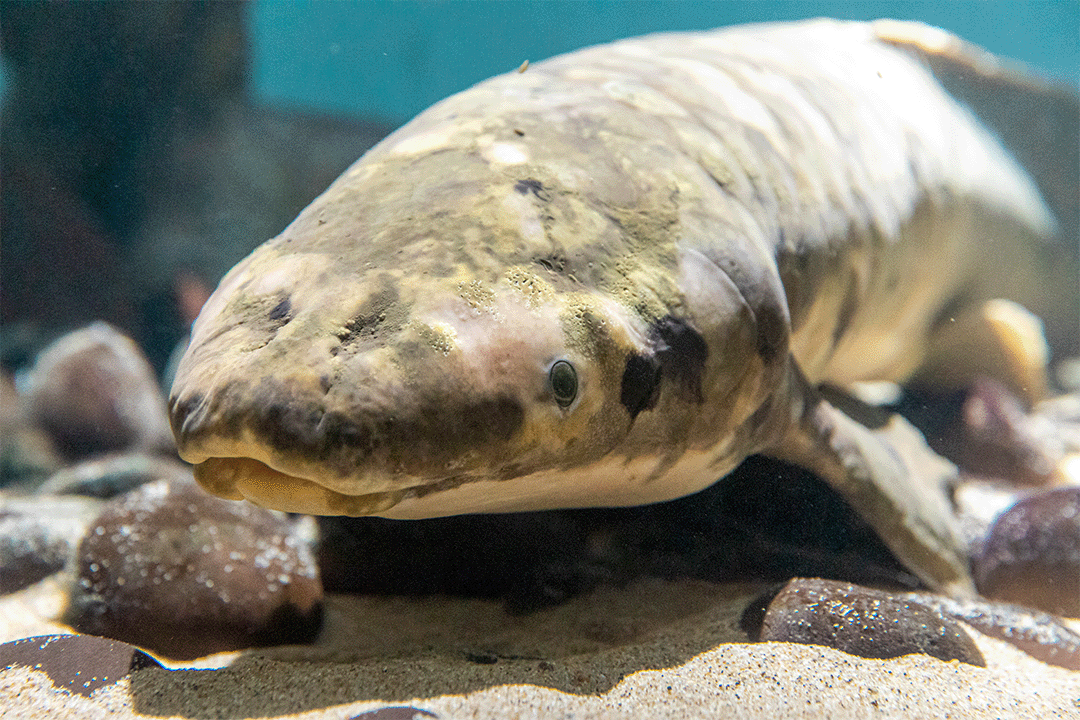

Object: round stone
[67,477,322,659]
[752,577,985,666]
[974,486,1080,617]
[24,322,174,462]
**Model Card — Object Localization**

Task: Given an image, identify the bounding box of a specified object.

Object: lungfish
[169,19,1079,595]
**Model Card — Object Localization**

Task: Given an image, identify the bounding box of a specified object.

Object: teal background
[250,0,1080,126]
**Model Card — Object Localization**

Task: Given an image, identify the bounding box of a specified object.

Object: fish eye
[549,360,578,408]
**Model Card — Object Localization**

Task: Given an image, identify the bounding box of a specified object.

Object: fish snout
[170,363,527,496]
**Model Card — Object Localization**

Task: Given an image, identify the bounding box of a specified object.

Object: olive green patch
[457,279,497,313]
[560,297,616,360]
[224,290,294,353]
[336,274,412,349]
[504,266,557,308]
[410,320,458,356]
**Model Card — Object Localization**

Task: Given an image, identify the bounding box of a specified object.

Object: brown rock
[24,323,174,461]
[1,634,160,697]
[909,593,1080,670]
[974,486,1080,617]
[0,371,63,488]
[66,478,322,659]
[0,496,100,593]
[753,577,985,666]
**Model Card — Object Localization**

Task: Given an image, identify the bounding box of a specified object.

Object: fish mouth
[193,457,412,516]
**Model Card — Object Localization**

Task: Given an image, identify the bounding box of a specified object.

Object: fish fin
[765,361,975,595]
[873,19,1079,243]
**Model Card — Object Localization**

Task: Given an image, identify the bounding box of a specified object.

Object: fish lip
[192,456,413,516]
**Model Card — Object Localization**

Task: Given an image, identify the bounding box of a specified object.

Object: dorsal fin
[874,20,1079,243]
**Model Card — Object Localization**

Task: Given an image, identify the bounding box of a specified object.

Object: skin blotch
[267,296,291,323]
[751,295,789,364]
[410,320,458,356]
[831,269,861,349]
[169,392,205,440]
[504,266,556,308]
[535,253,569,274]
[335,277,410,349]
[457,280,496,313]
[620,352,661,419]
[225,292,294,349]
[513,178,550,200]
[653,316,709,403]
[559,300,615,359]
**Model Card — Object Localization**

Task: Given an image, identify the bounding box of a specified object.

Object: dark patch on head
[620,353,661,419]
[169,392,203,438]
[514,178,550,201]
[244,377,524,476]
[268,296,291,323]
[172,381,262,448]
[336,280,404,347]
[832,272,859,349]
[653,316,709,403]
[535,253,568,274]
[929,287,974,334]
[751,300,787,364]
[232,292,293,339]
[251,394,331,454]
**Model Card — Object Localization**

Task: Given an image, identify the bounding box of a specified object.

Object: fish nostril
[170,393,204,438]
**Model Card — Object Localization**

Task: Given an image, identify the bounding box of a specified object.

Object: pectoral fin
[765,364,975,596]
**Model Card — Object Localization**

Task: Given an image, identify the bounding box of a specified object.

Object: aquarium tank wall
[1,0,1076,373]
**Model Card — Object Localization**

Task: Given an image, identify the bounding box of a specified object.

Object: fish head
[169,244,662,516]
[170,112,789,518]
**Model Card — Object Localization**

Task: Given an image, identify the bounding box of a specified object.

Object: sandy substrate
[2,575,1078,719]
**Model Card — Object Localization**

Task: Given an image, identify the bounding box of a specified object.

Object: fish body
[169,20,1078,593]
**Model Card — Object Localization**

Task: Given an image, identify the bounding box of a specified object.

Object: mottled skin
[170,20,1078,594]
